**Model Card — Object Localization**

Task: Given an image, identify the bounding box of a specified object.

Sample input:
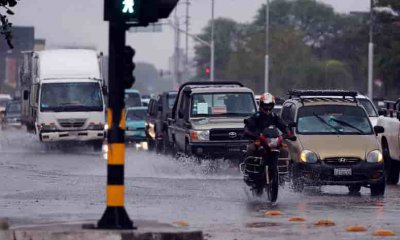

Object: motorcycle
[240,126,294,203]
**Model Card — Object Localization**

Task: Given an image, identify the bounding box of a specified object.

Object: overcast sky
[10,0,369,69]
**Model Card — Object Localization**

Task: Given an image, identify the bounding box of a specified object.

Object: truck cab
[21,49,106,149]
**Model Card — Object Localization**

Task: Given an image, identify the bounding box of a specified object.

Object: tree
[375,0,400,98]
[194,18,242,80]
[0,0,18,48]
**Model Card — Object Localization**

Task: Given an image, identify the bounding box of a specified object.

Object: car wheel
[370,178,385,196]
[383,141,400,185]
[348,185,361,194]
[92,140,103,152]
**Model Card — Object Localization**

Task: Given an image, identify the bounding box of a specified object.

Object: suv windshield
[191,92,256,117]
[7,102,21,114]
[358,99,378,117]
[126,109,147,121]
[297,105,373,135]
[125,92,142,107]
[40,82,103,112]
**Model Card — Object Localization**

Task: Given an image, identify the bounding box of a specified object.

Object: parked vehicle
[377,99,400,184]
[283,90,385,196]
[240,126,295,202]
[20,49,106,150]
[146,91,177,153]
[2,100,22,129]
[168,81,257,160]
[125,89,142,108]
[0,94,12,121]
[125,107,147,143]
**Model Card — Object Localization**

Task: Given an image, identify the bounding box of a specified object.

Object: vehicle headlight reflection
[300,150,318,163]
[367,150,383,163]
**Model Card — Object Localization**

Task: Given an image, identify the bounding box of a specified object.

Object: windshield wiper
[330,118,364,134]
[312,113,342,133]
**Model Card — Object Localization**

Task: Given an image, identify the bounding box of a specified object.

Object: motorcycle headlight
[300,150,318,163]
[367,150,383,163]
[190,130,210,141]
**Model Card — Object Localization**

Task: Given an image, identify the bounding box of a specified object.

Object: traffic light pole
[98,20,134,230]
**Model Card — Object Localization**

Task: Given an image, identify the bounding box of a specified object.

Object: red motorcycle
[240,127,294,202]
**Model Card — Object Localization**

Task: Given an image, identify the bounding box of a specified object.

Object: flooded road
[0,129,399,239]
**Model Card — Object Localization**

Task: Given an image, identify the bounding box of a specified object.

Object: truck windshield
[191,92,256,117]
[297,105,373,135]
[40,82,103,112]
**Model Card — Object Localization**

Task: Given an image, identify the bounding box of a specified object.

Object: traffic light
[104,0,179,26]
[122,46,136,89]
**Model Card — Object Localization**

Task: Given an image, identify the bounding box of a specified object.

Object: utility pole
[210,0,215,82]
[185,0,190,72]
[265,0,270,92]
[174,8,181,87]
[368,0,374,100]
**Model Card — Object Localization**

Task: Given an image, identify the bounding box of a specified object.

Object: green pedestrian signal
[122,0,135,14]
[104,0,179,26]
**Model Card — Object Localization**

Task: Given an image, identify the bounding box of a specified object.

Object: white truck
[20,49,106,150]
[377,100,400,184]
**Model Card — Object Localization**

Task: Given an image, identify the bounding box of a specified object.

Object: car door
[174,93,188,151]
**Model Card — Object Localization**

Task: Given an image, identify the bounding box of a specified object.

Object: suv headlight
[300,150,318,163]
[367,150,383,163]
[190,130,210,141]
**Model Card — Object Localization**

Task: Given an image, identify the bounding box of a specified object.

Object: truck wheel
[370,178,385,196]
[348,185,361,194]
[383,141,400,185]
[93,140,103,152]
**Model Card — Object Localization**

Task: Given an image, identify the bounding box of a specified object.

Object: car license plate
[334,168,352,176]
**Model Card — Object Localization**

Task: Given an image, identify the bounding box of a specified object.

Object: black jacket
[244,111,288,140]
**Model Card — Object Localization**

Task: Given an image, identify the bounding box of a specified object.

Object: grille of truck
[209,129,245,141]
[58,118,86,128]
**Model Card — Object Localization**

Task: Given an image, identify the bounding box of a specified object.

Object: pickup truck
[377,100,400,184]
[146,91,177,153]
[167,81,257,160]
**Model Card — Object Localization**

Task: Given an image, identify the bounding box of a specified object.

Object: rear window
[126,109,147,121]
[297,105,373,135]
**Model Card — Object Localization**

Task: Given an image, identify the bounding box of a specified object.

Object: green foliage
[193,0,388,97]
[375,0,400,98]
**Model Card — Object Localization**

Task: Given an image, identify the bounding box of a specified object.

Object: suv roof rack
[179,81,243,90]
[288,89,358,98]
[288,90,358,105]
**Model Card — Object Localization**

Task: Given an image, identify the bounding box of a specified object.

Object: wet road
[1,129,400,239]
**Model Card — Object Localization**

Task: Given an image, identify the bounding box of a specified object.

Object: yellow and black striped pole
[98,20,134,229]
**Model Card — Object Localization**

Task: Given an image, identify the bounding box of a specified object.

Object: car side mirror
[374,126,384,134]
[378,109,386,116]
[178,110,184,119]
[102,86,108,96]
[23,90,30,100]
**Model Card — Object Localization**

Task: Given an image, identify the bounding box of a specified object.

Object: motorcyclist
[244,92,290,157]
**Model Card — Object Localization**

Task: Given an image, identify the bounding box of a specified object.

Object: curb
[0,223,203,240]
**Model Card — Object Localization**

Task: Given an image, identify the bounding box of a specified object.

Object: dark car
[3,100,22,129]
[145,91,177,153]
